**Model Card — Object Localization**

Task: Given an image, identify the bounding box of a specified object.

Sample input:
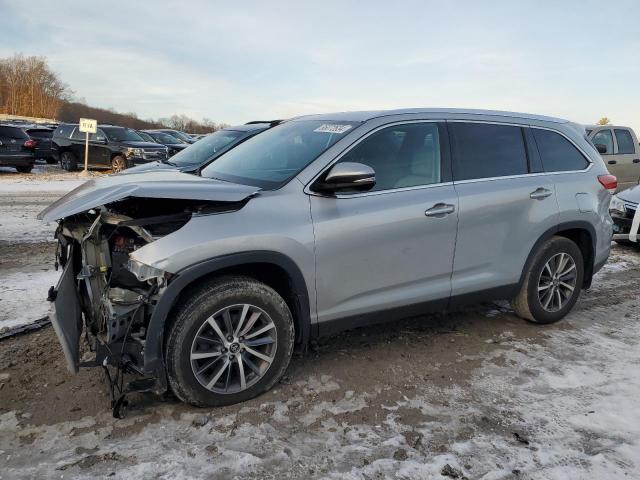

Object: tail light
[23,139,37,149]
[597,174,617,194]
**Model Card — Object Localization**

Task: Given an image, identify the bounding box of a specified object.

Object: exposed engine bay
[50,196,247,415]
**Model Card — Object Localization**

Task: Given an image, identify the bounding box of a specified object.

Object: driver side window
[336,123,441,192]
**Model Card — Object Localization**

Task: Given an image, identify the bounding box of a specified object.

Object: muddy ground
[0,167,639,479]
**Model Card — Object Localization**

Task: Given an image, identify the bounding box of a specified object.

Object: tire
[60,151,78,171]
[165,275,295,407]
[512,236,584,324]
[16,165,33,174]
[111,155,128,173]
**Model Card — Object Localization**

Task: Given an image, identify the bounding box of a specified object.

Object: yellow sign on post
[78,118,97,176]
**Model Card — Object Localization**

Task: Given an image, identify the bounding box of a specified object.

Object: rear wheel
[111,155,128,173]
[165,276,295,407]
[60,151,78,171]
[512,236,584,324]
[16,165,33,174]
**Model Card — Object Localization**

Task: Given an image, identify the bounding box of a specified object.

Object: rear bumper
[0,155,35,167]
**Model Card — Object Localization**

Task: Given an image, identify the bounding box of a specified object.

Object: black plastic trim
[142,251,311,376]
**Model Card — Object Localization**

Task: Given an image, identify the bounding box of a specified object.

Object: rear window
[26,129,53,139]
[0,126,28,139]
[532,129,589,172]
[614,129,635,154]
[450,122,528,181]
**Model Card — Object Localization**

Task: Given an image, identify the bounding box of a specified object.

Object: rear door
[613,128,640,189]
[449,121,559,297]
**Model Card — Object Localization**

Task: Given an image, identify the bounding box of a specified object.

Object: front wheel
[165,276,295,407]
[111,155,128,173]
[60,151,78,171]
[512,236,584,324]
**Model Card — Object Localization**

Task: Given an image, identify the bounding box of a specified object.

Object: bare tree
[0,53,71,118]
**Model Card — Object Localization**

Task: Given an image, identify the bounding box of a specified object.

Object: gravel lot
[0,165,639,479]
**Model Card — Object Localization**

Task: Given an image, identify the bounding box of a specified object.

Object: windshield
[168,129,244,167]
[103,127,144,142]
[165,130,193,142]
[150,131,184,144]
[137,131,156,142]
[201,120,358,188]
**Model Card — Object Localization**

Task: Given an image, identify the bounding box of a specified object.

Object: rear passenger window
[614,129,635,154]
[450,123,528,181]
[337,123,442,191]
[532,129,589,172]
[71,128,85,141]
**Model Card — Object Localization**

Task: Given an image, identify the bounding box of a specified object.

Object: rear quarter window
[532,129,589,172]
[614,129,635,154]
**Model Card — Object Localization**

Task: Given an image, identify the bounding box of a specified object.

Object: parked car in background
[136,130,157,143]
[587,125,640,191]
[126,122,278,174]
[41,108,613,409]
[146,128,196,144]
[609,184,640,246]
[21,126,56,164]
[53,124,169,172]
[0,124,36,173]
[141,130,189,157]
[189,133,208,141]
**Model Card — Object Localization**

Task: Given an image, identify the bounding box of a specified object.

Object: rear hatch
[0,126,29,155]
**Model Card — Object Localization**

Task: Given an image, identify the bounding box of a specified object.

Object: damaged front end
[41,173,260,414]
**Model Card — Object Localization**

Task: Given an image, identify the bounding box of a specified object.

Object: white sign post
[78,118,97,177]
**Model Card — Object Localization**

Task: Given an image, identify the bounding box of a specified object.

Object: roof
[290,108,570,124]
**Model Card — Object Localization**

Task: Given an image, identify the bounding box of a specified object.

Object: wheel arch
[142,251,311,377]
[520,221,596,290]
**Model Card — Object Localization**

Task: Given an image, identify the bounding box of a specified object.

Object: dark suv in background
[126,122,278,174]
[140,130,189,157]
[0,124,37,173]
[146,128,196,144]
[21,126,56,164]
[53,124,168,172]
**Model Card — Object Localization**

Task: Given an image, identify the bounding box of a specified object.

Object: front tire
[165,276,295,407]
[512,236,584,324]
[111,155,128,173]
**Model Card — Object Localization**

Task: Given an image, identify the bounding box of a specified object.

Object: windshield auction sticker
[313,124,353,134]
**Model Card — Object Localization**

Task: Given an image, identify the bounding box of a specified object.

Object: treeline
[0,54,227,133]
[0,54,70,119]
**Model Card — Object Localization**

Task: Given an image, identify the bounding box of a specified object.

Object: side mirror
[313,162,376,194]
[595,143,607,154]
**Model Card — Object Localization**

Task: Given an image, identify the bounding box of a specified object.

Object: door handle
[608,160,617,165]
[425,203,455,217]
[633,159,640,163]
[530,187,552,200]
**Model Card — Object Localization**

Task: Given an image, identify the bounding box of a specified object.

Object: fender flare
[519,220,596,288]
[142,251,311,375]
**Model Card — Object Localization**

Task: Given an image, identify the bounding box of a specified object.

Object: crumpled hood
[38,171,260,221]
[618,184,640,204]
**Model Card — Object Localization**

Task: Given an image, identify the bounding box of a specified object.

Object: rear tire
[60,151,78,171]
[165,276,295,407]
[512,236,584,324]
[16,165,33,174]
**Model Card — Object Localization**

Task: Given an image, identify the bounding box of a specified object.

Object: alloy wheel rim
[190,304,277,394]
[537,252,577,312]
[112,158,125,172]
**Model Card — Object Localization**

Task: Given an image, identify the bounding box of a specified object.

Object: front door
[310,122,458,333]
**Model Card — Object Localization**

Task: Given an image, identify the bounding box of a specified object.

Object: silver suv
[40,108,614,409]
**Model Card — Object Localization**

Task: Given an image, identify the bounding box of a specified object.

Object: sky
[1,0,639,131]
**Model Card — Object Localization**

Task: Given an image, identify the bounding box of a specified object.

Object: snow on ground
[0,165,92,330]
[0,247,639,479]
[0,270,60,329]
